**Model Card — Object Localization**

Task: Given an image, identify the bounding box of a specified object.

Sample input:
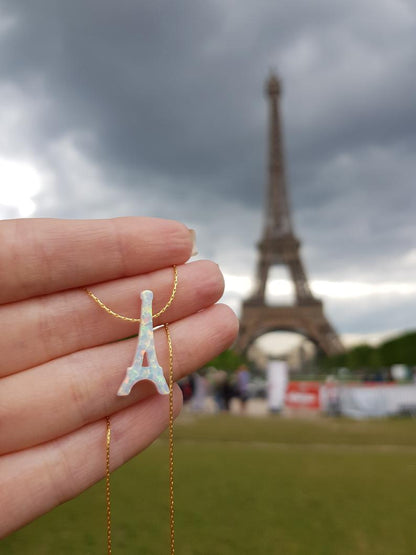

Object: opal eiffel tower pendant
[117,290,169,396]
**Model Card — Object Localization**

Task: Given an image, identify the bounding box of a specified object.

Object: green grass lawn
[3,415,416,554]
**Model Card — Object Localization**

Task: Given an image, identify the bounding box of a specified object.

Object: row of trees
[207,349,247,373]
[323,330,416,370]
[206,330,416,374]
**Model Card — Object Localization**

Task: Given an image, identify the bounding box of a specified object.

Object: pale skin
[0,217,239,538]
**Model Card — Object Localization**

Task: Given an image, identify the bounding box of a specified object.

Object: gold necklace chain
[86,266,177,555]
[165,323,175,554]
[84,265,178,322]
[105,416,112,554]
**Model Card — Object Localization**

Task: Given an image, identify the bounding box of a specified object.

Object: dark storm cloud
[0,0,263,192]
[3,1,413,201]
[1,0,416,335]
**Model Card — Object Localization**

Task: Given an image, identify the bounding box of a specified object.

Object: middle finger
[0,260,223,377]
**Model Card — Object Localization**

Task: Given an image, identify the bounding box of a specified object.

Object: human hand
[0,217,238,538]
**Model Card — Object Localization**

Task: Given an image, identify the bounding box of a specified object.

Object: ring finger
[0,303,238,454]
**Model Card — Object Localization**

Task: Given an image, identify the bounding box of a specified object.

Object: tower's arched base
[236,299,344,357]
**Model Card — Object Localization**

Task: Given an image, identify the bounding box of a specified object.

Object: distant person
[236,364,250,413]
[192,372,208,412]
[222,373,234,412]
[212,370,233,411]
[325,376,340,416]
[179,374,195,404]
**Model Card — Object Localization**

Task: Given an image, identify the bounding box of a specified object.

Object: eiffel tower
[237,74,344,356]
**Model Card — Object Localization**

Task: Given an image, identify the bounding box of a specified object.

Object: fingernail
[188,228,198,256]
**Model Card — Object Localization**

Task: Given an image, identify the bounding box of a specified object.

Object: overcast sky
[0,0,415,350]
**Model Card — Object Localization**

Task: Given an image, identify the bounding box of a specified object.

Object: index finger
[0,217,194,304]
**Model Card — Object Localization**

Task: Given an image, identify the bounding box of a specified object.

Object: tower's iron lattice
[237,75,344,356]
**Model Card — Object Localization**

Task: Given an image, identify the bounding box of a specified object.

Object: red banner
[285,381,321,410]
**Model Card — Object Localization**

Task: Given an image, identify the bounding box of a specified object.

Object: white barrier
[323,384,416,419]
